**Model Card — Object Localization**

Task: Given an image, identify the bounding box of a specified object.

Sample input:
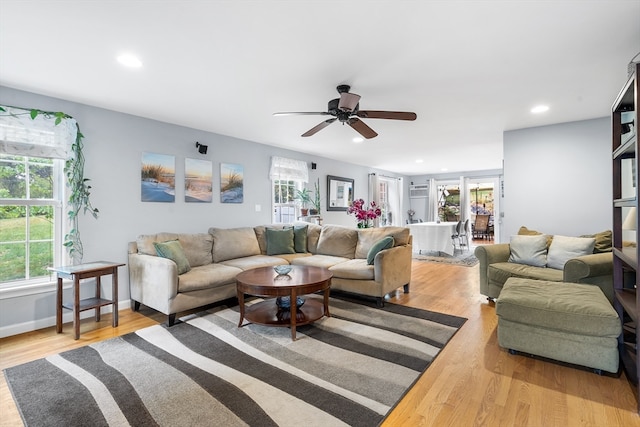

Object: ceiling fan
[273,85,417,139]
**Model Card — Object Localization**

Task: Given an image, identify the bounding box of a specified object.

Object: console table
[48,261,125,340]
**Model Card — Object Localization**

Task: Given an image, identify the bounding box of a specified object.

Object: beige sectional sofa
[128,223,412,325]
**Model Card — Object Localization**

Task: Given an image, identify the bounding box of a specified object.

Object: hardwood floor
[1,255,639,426]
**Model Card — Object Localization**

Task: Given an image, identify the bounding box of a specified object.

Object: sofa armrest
[474,243,511,296]
[128,252,178,315]
[563,252,613,281]
[373,244,412,290]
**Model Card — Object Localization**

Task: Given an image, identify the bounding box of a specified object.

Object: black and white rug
[4,296,466,427]
[413,247,479,267]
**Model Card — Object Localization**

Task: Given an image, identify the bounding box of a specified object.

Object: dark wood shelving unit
[612,62,639,411]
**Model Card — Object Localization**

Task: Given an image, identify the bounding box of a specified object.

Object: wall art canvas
[141,152,175,202]
[185,158,213,203]
[220,163,243,203]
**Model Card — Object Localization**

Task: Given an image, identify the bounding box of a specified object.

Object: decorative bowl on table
[274,265,292,275]
[276,296,305,310]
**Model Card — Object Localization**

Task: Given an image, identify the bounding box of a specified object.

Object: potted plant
[294,188,312,216]
[310,178,321,215]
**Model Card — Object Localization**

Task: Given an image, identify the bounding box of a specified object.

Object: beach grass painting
[185,158,213,203]
[141,152,175,202]
[220,163,243,203]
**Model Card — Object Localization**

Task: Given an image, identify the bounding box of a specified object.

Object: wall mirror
[327,175,354,211]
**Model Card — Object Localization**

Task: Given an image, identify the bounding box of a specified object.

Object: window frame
[272,179,303,224]
[0,154,66,293]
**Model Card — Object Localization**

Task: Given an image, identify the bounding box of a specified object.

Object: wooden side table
[48,261,125,340]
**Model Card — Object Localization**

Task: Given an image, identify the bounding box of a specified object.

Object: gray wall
[0,86,405,336]
[502,117,611,240]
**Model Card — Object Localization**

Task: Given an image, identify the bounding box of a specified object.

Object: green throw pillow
[293,224,308,253]
[367,236,394,265]
[154,240,191,274]
[266,227,295,255]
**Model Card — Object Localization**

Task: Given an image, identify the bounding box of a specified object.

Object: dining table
[408,221,459,256]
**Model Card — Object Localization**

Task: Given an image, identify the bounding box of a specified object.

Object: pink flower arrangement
[347,199,382,228]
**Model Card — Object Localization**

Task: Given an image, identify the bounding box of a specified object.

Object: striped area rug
[4,296,466,427]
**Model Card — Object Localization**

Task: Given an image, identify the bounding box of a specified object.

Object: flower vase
[357,221,371,229]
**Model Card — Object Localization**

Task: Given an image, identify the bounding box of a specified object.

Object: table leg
[73,277,80,340]
[112,268,119,328]
[56,277,63,333]
[95,275,101,321]
[237,289,245,327]
[290,289,297,341]
[323,286,331,318]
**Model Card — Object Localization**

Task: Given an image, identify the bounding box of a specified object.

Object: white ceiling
[1,1,639,175]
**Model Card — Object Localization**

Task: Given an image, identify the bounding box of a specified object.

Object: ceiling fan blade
[302,118,337,137]
[357,110,417,121]
[347,118,378,139]
[338,92,361,112]
[273,112,330,116]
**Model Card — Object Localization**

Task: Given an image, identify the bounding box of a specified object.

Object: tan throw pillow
[508,234,548,267]
[547,235,596,270]
[580,230,612,253]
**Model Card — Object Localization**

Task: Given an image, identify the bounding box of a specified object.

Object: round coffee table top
[235,265,332,297]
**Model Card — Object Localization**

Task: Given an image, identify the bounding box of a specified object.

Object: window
[269,156,308,224]
[0,154,63,284]
[0,105,75,288]
[272,179,299,223]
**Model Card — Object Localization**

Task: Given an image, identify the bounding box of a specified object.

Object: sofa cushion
[547,235,596,270]
[265,227,295,255]
[316,225,358,258]
[209,227,261,263]
[489,262,563,286]
[293,224,308,253]
[508,234,548,267]
[220,255,288,271]
[580,230,613,253]
[137,232,179,256]
[303,222,323,253]
[354,226,410,259]
[367,236,395,265]
[329,259,375,280]
[154,240,191,275]
[178,264,242,292]
[176,233,214,267]
[290,254,351,269]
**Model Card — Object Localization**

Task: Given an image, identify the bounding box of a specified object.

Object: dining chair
[451,221,462,252]
[459,219,470,250]
[473,214,490,239]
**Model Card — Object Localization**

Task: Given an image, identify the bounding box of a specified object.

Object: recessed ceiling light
[415,159,424,163]
[531,105,549,114]
[441,168,448,172]
[117,53,143,68]
[352,137,364,143]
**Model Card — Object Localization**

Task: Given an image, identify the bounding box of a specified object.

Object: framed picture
[220,163,243,203]
[185,158,213,203]
[327,175,354,211]
[141,152,175,202]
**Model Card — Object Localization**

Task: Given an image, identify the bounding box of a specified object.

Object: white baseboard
[0,299,131,339]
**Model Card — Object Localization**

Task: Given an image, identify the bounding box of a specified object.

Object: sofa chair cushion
[177,263,242,292]
[329,259,375,280]
[367,236,395,265]
[316,225,358,258]
[508,234,548,267]
[547,235,596,270]
[265,227,295,255]
[304,222,323,253]
[137,232,179,255]
[209,227,261,262]
[154,240,191,275]
[489,262,563,285]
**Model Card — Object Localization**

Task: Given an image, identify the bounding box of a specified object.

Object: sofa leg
[131,300,141,312]
[376,297,385,308]
[403,284,410,293]
[167,313,176,327]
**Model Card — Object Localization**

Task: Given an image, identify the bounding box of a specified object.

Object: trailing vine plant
[0,106,99,263]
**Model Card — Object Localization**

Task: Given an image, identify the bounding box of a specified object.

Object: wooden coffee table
[236,265,332,340]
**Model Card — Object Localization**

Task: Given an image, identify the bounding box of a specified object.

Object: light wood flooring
[1,253,640,426]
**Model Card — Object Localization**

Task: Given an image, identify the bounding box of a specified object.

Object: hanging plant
[0,106,99,263]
